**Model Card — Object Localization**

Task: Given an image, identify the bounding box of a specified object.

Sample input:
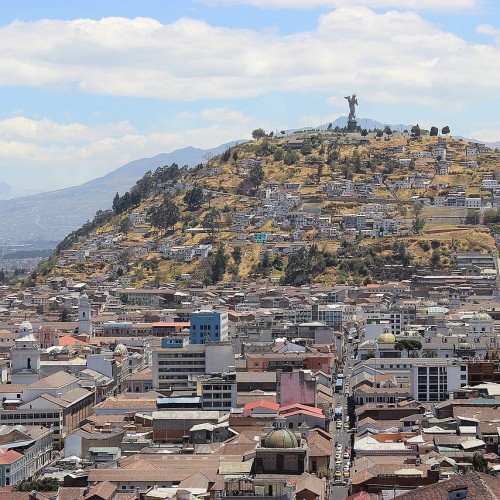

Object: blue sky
[1,0,500,198]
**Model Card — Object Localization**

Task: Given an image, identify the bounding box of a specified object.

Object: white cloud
[476,24,500,36]
[468,129,500,143]
[200,0,479,10]
[0,9,498,111]
[0,117,135,143]
[326,96,348,109]
[0,116,253,192]
[201,107,251,122]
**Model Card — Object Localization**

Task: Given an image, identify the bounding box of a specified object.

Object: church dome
[471,312,492,321]
[114,344,128,356]
[263,428,299,449]
[458,342,474,350]
[377,332,396,343]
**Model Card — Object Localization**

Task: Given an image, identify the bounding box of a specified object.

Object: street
[327,340,355,500]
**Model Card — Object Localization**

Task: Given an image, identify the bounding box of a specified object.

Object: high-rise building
[189,309,228,345]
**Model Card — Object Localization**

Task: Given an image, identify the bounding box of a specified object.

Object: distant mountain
[0,141,244,246]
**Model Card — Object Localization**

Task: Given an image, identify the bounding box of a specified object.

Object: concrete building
[189,309,229,344]
[152,342,234,392]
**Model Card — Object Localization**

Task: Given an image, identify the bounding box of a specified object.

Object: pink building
[278,371,316,407]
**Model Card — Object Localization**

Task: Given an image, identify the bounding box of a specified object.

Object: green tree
[471,453,493,474]
[411,124,421,138]
[59,307,70,322]
[394,339,422,357]
[412,216,426,234]
[442,125,450,135]
[366,349,376,359]
[361,128,368,137]
[184,186,204,210]
[430,126,439,136]
[251,128,266,140]
[383,125,392,138]
[273,147,284,161]
[249,163,265,186]
[431,248,441,268]
[14,478,59,492]
[203,208,221,242]
[465,209,481,225]
[422,349,438,358]
[112,192,121,213]
[119,217,132,235]
[149,197,180,232]
[284,150,299,165]
[413,201,424,217]
[376,130,384,139]
[231,246,242,265]
[211,244,227,283]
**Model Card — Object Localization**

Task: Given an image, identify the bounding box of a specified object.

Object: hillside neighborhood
[2,129,500,499]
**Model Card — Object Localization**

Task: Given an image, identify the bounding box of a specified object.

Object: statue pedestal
[347,119,357,133]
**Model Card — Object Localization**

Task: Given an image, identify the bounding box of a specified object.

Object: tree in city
[148,197,180,233]
[430,126,439,136]
[361,129,368,137]
[471,453,493,474]
[394,339,422,357]
[442,125,450,136]
[211,244,227,283]
[59,308,70,322]
[430,249,441,268]
[249,162,265,187]
[203,208,221,242]
[376,130,384,139]
[366,350,376,359]
[14,478,59,492]
[422,349,438,358]
[184,186,204,210]
[465,209,481,225]
[119,217,132,235]
[413,201,424,217]
[411,124,421,138]
[231,246,242,265]
[251,128,266,140]
[284,149,299,165]
[383,125,392,138]
[412,216,426,234]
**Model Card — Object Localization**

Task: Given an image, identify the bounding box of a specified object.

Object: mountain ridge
[0,141,244,246]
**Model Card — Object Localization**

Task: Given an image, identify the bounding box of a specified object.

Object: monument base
[347,120,357,133]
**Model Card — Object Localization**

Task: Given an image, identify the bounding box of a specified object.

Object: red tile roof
[243,400,279,411]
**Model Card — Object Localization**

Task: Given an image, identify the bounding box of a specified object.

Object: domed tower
[256,416,305,475]
[78,291,93,336]
[468,311,494,335]
[11,320,41,384]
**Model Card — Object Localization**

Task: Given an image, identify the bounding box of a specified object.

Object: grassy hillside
[33,130,500,288]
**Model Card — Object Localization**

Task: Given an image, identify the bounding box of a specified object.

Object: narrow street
[327,341,355,499]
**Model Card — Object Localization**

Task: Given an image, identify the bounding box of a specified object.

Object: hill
[31,129,500,288]
[0,141,244,247]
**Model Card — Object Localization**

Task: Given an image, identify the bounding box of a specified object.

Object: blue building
[189,310,229,345]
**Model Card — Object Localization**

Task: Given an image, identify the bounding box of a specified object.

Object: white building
[11,321,40,385]
[152,342,234,392]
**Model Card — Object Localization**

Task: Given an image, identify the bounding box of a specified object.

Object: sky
[1,0,500,198]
